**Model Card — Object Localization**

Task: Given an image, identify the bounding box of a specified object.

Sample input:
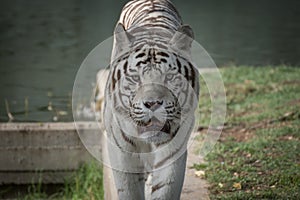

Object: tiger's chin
[136,119,174,144]
[138,131,172,144]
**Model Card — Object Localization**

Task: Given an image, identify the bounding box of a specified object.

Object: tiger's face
[130,77,181,143]
[108,46,199,144]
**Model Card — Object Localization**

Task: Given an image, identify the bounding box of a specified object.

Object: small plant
[23,161,104,200]
[23,175,47,200]
[63,161,104,200]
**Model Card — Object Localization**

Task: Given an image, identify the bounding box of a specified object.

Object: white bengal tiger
[97,0,200,199]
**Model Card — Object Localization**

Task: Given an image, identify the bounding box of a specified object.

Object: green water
[0,0,299,122]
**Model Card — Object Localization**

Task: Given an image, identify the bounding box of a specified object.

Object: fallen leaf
[233,182,242,190]
[195,170,205,177]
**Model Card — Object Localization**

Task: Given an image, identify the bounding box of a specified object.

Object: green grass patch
[201,66,300,199]
[24,161,104,200]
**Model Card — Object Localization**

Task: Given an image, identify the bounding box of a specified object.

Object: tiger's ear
[112,23,133,59]
[169,25,194,56]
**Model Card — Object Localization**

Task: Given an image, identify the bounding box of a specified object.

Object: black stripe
[135,53,146,58]
[131,1,151,16]
[111,67,117,90]
[152,182,166,193]
[124,61,128,75]
[117,69,121,82]
[144,15,178,25]
[138,23,174,31]
[184,65,189,81]
[110,125,123,151]
[147,9,178,21]
[189,62,196,89]
[156,52,169,58]
[129,68,138,73]
[136,56,151,66]
[125,76,134,83]
[121,130,136,147]
[176,58,182,74]
[160,58,167,63]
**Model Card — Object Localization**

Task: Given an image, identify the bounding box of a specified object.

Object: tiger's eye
[132,75,140,82]
[166,74,174,80]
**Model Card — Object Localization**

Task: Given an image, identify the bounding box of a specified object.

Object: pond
[0,0,299,122]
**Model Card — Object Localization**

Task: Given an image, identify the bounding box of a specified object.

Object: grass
[197,66,300,199]
[23,161,104,200]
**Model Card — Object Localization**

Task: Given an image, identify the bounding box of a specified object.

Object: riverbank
[1,66,299,199]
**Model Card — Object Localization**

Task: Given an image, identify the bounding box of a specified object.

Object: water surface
[0,0,299,122]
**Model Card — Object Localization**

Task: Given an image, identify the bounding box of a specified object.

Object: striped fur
[100,0,199,199]
[120,0,182,32]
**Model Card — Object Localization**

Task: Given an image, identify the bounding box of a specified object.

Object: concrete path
[181,137,210,200]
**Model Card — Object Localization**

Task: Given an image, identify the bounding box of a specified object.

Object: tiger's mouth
[137,117,171,138]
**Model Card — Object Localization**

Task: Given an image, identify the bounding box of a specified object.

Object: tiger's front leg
[146,152,187,200]
[110,152,187,200]
[112,170,146,200]
[103,133,145,200]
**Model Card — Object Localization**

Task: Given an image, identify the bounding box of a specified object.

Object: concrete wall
[0,122,101,184]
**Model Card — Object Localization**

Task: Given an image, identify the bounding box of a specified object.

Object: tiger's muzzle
[130,83,180,139]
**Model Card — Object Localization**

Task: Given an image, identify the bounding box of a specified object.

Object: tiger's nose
[143,100,163,111]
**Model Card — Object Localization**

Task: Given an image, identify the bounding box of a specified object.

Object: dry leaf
[195,170,205,177]
[233,182,242,190]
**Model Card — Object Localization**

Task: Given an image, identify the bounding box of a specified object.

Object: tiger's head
[105,24,199,145]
